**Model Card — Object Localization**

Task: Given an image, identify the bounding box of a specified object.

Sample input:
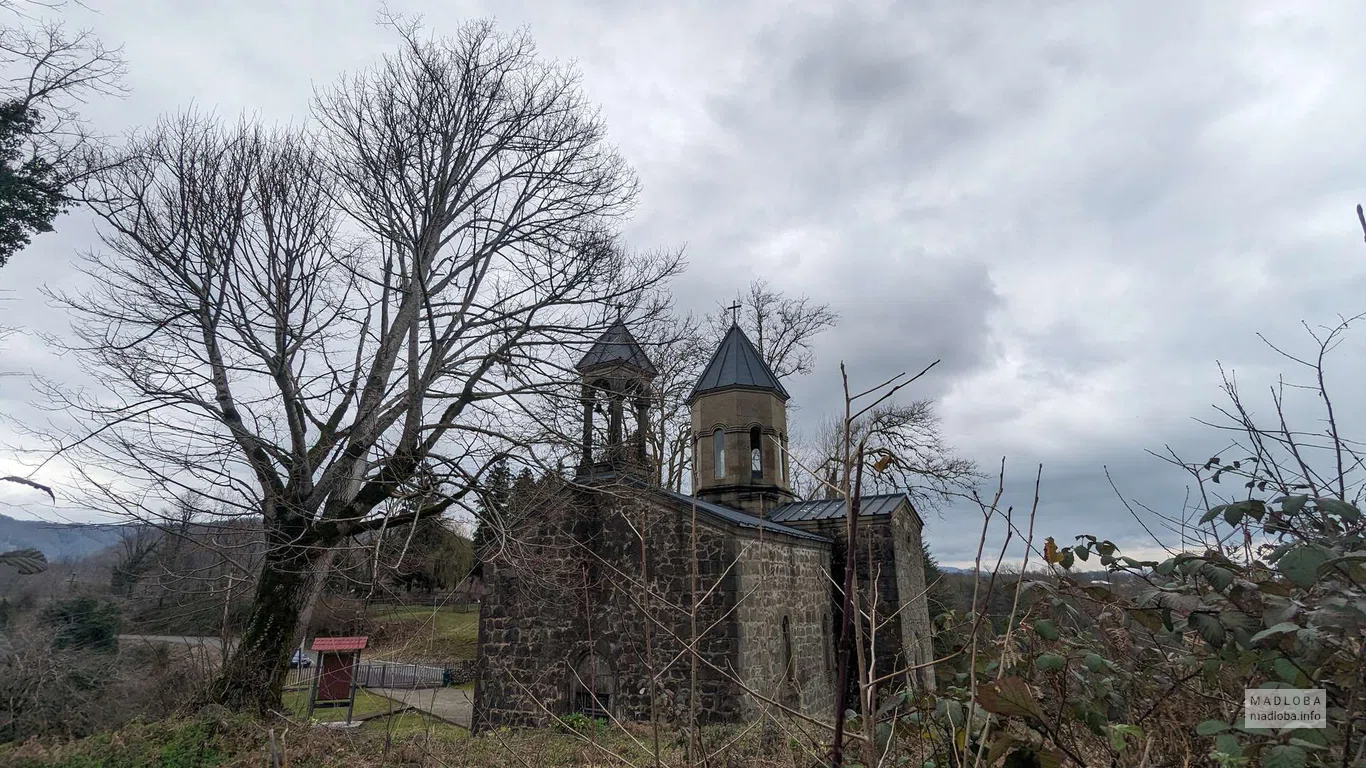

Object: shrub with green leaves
[39,598,122,653]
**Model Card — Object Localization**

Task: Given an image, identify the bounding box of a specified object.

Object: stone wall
[731,529,836,720]
[890,506,936,691]
[782,504,934,707]
[473,483,747,730]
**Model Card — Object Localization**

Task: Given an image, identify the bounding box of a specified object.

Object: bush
[39,598,121,653]
[557,712,609,736]
[0,626,211,744]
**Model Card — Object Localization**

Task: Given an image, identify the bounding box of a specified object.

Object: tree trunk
[208,539,322,712]
[291,547,338,658]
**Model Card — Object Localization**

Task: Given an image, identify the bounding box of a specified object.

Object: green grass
[358,709,467,739]
[279,687,466,740]
[367,606,479,661]
[279,685,470,740]
[281,688,405,723]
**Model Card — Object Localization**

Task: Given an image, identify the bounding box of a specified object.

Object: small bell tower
[575,320,657,479]
[688,319,795,516]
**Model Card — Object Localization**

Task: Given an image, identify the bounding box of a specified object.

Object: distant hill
[0,513,124,562]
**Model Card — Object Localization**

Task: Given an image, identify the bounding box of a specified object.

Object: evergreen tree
[40,597,122,653]
[0,101,64,267]
[920,536,946,610]
[472,458,512,577]
[386,514,472,593]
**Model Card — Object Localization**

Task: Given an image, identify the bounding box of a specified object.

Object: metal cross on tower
[727,300,742,326]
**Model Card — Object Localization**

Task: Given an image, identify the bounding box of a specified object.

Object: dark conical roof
[687,324,788,403]
[575,321,657,376]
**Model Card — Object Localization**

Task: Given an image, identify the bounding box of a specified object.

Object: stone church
[472,320,935,730]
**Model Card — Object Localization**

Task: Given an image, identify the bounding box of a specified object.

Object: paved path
[365,686,472,729]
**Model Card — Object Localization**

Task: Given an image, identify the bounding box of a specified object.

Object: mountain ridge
[0,512,125,561]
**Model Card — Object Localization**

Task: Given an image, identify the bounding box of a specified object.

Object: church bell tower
[688,322,795,516]
[575,320,657,479]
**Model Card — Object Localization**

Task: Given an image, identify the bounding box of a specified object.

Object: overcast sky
[3,1,1366,566]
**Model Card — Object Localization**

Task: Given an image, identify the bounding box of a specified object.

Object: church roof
[687,324,789,403]
[576,321,657,376]
[769,494,920,526]
[577,471,828,543]
[654,487,829,543]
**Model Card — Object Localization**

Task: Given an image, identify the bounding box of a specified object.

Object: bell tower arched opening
[575,320,657,479]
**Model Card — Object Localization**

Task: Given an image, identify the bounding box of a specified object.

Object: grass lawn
[280,686,470,743]
[281,688,406,723]
[367,605,479,662]
[359,709,468,739]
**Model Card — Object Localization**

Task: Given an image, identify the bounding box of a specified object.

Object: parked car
[290,649,312,668]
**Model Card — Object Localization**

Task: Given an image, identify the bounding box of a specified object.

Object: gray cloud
[5,1,1366,567]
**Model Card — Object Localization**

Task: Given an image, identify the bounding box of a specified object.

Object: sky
[3,0,1366,566]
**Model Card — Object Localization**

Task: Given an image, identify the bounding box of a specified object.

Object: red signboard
[317,653,354,702]
[308,636,368,707]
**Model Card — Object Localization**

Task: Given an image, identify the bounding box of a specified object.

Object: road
[118,635,323,665]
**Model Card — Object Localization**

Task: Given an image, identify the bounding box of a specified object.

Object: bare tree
[794,399,981,506]
[704,278,839,380]
[109,524,160,597]
[36,18,678,712]
[628,302,710,491]
[0,0,125,267]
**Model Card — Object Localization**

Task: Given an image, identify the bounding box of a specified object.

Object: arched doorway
[570,652,615,718]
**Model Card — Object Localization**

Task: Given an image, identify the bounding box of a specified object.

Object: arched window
[750,427,763,479]
[713,428,726,480]
[571,653,615,718]
[822,613,834,675]
[780,432,789,484]
[781,615,795,682]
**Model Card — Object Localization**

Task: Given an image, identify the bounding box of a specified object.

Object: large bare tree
[37,19,678,711]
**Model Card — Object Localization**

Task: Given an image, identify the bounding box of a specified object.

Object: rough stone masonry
[472,319,934,731]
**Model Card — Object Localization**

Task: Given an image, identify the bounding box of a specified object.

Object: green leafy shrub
[557,712,609,736]
[40,598,121,653]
